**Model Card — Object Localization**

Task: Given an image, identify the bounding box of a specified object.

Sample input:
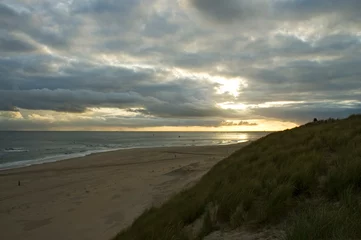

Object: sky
[0,0,360,131]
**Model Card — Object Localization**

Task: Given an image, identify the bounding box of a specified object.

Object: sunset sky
[1,0,360,131]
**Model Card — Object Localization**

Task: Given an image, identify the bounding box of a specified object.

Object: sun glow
[214,78,242,97]
[172,68,248,97]
[217,101,305,111]
[217,102,249,110]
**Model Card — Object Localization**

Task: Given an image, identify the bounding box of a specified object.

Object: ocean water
[0,131,270,170]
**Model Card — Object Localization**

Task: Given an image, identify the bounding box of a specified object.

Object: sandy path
[0,143,244,240]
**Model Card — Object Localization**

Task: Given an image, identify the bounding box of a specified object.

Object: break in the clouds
[0,0,360,130]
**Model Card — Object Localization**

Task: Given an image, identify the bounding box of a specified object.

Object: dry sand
[0,143,245,240]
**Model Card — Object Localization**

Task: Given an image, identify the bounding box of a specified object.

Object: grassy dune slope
[114,114,361,240]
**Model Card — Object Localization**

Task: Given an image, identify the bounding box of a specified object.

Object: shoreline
[0,141,248,172]
[0,147,126,171]
[0,143,246,240]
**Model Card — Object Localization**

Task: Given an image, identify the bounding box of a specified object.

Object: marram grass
[114,114,361,240]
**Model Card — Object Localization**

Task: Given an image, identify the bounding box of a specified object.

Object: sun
[215,78,241,97]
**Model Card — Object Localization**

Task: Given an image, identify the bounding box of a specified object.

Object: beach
[0,143,245,240]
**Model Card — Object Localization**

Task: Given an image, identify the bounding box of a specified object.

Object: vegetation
[114,114,361,240]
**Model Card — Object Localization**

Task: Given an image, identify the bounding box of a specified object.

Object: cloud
[186,0,361,37]
[187,0,268,24]
[72,0,141,15]
[221,120,257,126]
[0,33,37,53]
[0,89,159,113]
[0,2,18,19]
[0,2,76,51]
[142,13,179,38]
[0,0,360,130]
[276,0,361,20]
[0,109,222,130]
[0,85,243,119]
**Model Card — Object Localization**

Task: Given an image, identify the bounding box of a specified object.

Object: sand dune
[0,143,245,240]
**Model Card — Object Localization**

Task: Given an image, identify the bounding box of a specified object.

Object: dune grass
[114,114,361,240]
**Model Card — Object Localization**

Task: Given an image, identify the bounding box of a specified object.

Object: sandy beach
[0,143,245,240]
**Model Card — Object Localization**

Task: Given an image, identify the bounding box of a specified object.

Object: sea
[0,131,270,170]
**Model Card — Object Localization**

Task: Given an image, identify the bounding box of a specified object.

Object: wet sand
[0,143,245,240]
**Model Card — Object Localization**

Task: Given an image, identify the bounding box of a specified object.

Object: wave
[3,147,29,153]
[0,140,250,171]
[0,147,123,171]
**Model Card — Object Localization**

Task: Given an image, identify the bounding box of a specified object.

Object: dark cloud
[0,85,242,119]
[142,14,179,38]
[0,2,75,50]
[276,0,361,20]
[239,55,361,103]
[0,36,37,53]
[71,0,150,36]
[172,52,220,69]
[145,102,239,118]
[188,0,265,24]
[0,112,222,130]
[72,0,140,15]
[190,0,243,23]
[0,56,156,90]
[0,2,18,20]
[0,89,157,113]
[189,0,361,22]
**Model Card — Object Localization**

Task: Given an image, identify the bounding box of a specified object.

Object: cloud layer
[0,0,360,130]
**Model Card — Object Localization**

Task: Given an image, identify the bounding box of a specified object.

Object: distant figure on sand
[18,181,21,186]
